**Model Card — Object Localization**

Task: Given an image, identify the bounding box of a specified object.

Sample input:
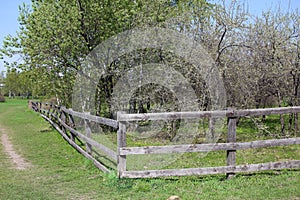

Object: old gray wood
[60,110,67,136]
[61,107,118,128]
[227,117,237,179]
[67,112,76,142]
[117,119,127,178]
[84,112,92,155]
[41,114,110,173]
[118,106,300,122]
[121,160,300,178]
[33,102,300,179]
[58,118,117,161]
[119,137,300,155]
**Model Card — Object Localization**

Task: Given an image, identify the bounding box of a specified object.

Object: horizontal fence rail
[119,137,300,155]
[117,107,300,179]
[121,160,300,178]
[30,101,300,179]
[30,101,118,173]
[41,114,110,173]
[61,107,118,129]
[57,117,117,161]
[117,107,300,122]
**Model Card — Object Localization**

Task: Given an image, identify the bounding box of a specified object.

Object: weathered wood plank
[117,106,300,122]
[41,114,110,173]
[120,160,300,178]
[67,113,76,142]
[117,120,127,177]
[84,112,92,155]
[34,103,300,179]
[227,117,237,179]
[60,110,67,137]
[61,107,118,128]
[58,118,117,161]
[85,119,93,155]
[119,137,300,155]
[31,102,38,111]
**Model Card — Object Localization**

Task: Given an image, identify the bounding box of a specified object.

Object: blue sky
[0,0,300,73]
[226,0,299,16]
[0,0,31,73]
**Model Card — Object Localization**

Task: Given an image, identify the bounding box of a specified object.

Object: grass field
[0,99,299,200]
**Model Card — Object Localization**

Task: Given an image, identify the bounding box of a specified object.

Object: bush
[0,95,5,102]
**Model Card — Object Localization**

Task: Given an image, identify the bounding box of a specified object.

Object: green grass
[0,99,299,199]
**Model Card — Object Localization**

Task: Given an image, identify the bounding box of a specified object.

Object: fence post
[39,102,42,113]
[117,112,127,178]
[84,112,92,155]
[47,104,51,118]
[50,104,56,120]
[28,100,32,110]
[59,109,67,136]
[54,105,60,120]
[68,110,76,142]
[226,116,237,179]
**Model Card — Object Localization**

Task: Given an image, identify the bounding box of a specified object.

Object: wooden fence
[30,101,300,179]
[31,101,118,173]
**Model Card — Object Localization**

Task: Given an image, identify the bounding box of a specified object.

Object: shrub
[0,95,5,102]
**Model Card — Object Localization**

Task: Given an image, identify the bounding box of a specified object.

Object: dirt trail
[0,127,32,170]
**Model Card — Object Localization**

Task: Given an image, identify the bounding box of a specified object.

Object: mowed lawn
[0,99,299,200]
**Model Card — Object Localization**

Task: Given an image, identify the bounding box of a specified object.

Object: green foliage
[0,0,212,107]
[3,69,34,98]
[0,0,299,121]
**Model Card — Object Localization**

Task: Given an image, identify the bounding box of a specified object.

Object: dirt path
[0,127,32,170]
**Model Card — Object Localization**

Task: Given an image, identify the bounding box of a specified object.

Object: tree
[1,0,213,109]
[3,69,33,98]
[4,69,19,98]
[2,0,298,128]
[0,71,5,96]
[1,1,190,104]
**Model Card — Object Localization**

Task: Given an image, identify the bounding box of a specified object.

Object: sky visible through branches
[0,0,299,73]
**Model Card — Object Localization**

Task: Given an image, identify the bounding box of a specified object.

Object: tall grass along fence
[30,101,300,179]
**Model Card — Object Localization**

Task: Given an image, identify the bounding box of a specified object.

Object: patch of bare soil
[0,127,32,170]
